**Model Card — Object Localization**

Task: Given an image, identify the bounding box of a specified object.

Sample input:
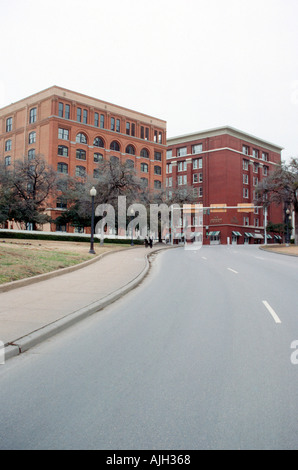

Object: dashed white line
[227,268,238,274]
[262,300,282,324]
[201,256,208,260]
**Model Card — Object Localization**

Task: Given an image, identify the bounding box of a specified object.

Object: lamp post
[286,208,290,247]
[130,208,134,246]
[89,186,97,254]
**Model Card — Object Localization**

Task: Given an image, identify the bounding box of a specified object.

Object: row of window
[166,158,203,174]
[58,102,164,143]
[242,145,269,161]
[166,173,203,187]
[243,158,268,175]
[166,144,203,160]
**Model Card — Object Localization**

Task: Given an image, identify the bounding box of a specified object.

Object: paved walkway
[0,245,169,360]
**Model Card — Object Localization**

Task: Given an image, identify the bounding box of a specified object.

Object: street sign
[237,203,254,213]
[210,204,227,213]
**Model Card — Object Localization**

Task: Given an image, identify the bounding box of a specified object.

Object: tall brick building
[166,126,283,245]
[0,86,167,231]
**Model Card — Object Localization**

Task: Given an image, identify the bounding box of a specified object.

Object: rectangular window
[5,156,11,166]
[58,102,64,117]
[199,172,203,183]
[158,132,162,144]
[5,140,12,151]
[178,161,187,171]
[77,108,82,122]
[29,108,37,123]
[131,123,135,136]
[145,127,149,140]
[263,166,268,176]
[141,126,144,139]
[65,104,70,119]
[253,149,259,159]
[154,131,158,142]
[177,147,187,157]
[199,187,203,197]
[243,159,249,171]
[192,143,202,154]
[253,176,258,186]
[58,145,68,157]
[94,112,99,127]
[243,174,249,184]
[243,216,249,226]
[116,119,120,132]
[111,117,115,131]
[262,152,268,161]
[243,188,249,198]
[154,151,162,161]
[100,114,105,128]
[193,174,198,183]
[166,163,172,174]
[58,128,69,140]
[126,122,130,135]
[242,145,249,155]
[6,117,12,132]
[166,149,172,159]
[83,109,88,124]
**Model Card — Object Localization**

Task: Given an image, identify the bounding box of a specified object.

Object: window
[243,159,249,171]
[94,137,104,148]
[110,156,119,164]
[141,177,148,187]
[253,176,258,186]
[199,187,203,197]
[77,108,82,122]
[76,149,86,160]
[29,108,37,123]
[178,175,187,185]
[145,128,149,140]
[110,141,120,151]
[154,165,161,175]
[243,217,249,226]
[242,145,249,155]
[158,132,162,144]
[243,174,249,184]
[116,119,120,133]
[131,123,135,136]
[75,165,86,177]
[94,153,103,163]
[192,143,202,154]
[141,163,148,173]
[166,163,172,174]
[141,126,144,139]
[76,133,87,144]
[65,104,70,119]
[243,188,249,198]
[94,112,99,127]
[111,117,115,131]
[178,161,187,171]
[154,180,162,189]
[5,156,11,166]
[58,128,69,140]
[58,102,64,117]
[263,166,268,176]
[166,177,172,187]
[126,145,135,155]
[93,169,100,179]
[177,147,187,157]
[83,109,88,124]
[6,117,12,132]
[166,149,172,159]
[193,174,198,183]
[262,152,268,161]
[253,163,259,173]
[193,158,202,169]
[140,148,149,158]
[100,114,105,129]
[56,197,67,209]
[58,145,68,157]
[28,149,35,160]
[5,140,12,151]
[254,218,259,227]
[253,149,259,159]
[29,132,36,144]
[57,162,68,174]
[154,151,162,161]
[199,173,203,183]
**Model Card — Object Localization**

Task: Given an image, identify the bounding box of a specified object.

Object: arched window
[57,162,68,174]
[58,145,69,157]
[75,165,86,177]
[110,156,120,165]
[141,163,148,173]
[140,148,149,158]
[29,132,36,144]
[76,132,88,144]
[76,149,86,160]
[125,145,135,155]
[110,141,120,152]
[93,137,104,148]
[154,165,162,175]
[125,159,134,169]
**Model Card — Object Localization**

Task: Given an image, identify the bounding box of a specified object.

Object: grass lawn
[0,239,125,284]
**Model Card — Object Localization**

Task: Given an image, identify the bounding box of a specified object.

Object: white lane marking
[201,256,207,260]
[227,268,238,274]
[262,300,282,324]
[255,256,264,260]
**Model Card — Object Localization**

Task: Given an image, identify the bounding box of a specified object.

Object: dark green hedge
[0,231,144,245]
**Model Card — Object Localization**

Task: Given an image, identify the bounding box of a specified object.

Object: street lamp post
[89,186,97,254]
[130,208,134,246]
[286,208,290,247]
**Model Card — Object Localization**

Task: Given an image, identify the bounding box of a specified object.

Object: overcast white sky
[1,0,297,161]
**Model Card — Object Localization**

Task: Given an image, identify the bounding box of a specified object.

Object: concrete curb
[259,246,298,257]
[4,246,169,361]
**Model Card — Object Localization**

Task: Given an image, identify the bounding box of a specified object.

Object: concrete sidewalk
[0,245,169,361]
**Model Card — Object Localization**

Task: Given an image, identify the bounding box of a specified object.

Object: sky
[0,0,297,162]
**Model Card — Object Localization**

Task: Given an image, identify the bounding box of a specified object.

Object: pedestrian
[149,237,153,249]
[144,237,148,248]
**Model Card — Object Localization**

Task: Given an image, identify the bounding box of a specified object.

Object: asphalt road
[0,245,297,450]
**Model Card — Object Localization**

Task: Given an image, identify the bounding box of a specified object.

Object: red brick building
[0,86,167,232]
[166,126,283,245]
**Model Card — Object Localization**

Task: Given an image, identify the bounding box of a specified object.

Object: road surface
[0,245,297,450]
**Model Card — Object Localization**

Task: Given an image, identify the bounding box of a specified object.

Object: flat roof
[167,125,284,152]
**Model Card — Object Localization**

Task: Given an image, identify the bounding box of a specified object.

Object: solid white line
[201,256,207,260]
[227,268,238,274]
[262,300,282,324]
